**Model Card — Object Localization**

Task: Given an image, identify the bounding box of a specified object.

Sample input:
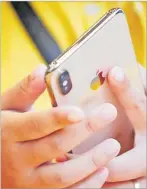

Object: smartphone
[45,8,144,154]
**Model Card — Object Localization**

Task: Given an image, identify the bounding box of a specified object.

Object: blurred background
[1,2,146,110]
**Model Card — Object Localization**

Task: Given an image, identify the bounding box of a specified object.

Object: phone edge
[45,8,124,107]
[45,8,124,74]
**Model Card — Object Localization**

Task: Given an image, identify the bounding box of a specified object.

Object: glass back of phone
[46,12,144,154]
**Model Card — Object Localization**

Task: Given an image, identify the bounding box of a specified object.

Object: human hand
[106,65,146,182]
[2,65,120,188]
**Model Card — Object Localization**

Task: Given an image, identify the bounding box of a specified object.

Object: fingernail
[67,108,85,122]
[32,64,47,78]
[110,66,125,82]
[92,139,120,169]
[92,103,117,123]
[94,139,121,162]
[102,139,121,157]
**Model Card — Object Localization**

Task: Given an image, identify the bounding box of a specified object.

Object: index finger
[107,66,146,133]
[2,106,85,142]
[18,103,117,167]
[34,139,120,188]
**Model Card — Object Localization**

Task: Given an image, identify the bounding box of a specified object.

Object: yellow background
[1,2,146,110]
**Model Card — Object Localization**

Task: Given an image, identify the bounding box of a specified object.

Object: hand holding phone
[45,8,144,154]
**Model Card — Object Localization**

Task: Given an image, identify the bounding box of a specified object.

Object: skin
[106,65,146,182]
[2,65,120,188]
[2,64,146,188]
[103,65,146,188]
[58,64,147,188]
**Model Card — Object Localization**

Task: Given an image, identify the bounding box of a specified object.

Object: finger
[56,154,70,162]
[21,103,117,166]
[70,168,108,188]
[138,63,146,94]
[2,106,85,141]
[103,181,133,188]
[107,66,146,133]
[34,139,120,188]
[107,143,146,182]
[56,153,79,162]
[1,64,47,112]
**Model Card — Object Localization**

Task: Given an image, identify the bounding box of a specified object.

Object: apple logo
[90,69,106,90]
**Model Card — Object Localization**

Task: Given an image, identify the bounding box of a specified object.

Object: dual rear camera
[58,70,72,95]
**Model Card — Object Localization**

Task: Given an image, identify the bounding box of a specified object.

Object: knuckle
[131,89,146,108]
[1,111,13,141]
[38,170,66,188]
[129,95,146,112]
[50,136,65,155]
[132,103,142,111]
[92,151,107,169]
[112,81,128,95]
[85,119,95,133]
[53,172,65,185]
[52,112,64,129]
[27,116,42,135]
[37,171,49,187]
[137,96,146,110]
[19,75,32,99]
[92,155,100,169]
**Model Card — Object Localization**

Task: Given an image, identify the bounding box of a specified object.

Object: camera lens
[64,86,68,91]
[58,70,72,95]
[63,80,68,87]
[60,74,65,81]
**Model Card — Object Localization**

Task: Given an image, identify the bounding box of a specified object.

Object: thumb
[2,64,47,112]
[107,66,146,133]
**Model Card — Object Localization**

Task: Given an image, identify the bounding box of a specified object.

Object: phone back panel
[45,10,144,153]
